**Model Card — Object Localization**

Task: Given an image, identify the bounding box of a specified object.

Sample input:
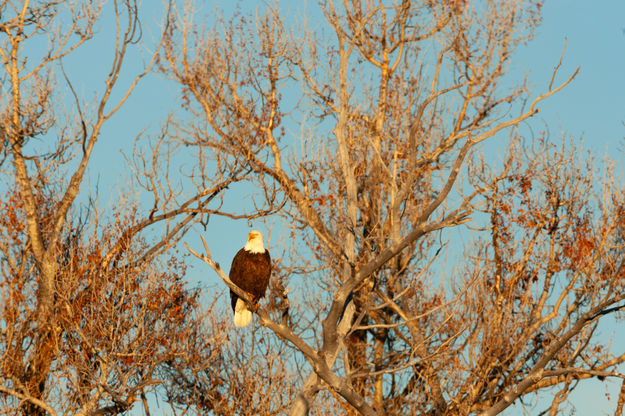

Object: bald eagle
[229,230,271,327]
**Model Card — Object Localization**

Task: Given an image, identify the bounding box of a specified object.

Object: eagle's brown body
[228,230,271,327]
[229,249,271,309]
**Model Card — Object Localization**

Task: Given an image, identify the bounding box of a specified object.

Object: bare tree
[0,1,241,415]
[3,0,621,415]
[161,0,625,415]
[161,297,299,416]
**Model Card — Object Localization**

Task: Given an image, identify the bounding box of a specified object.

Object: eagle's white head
[244,230,266,254]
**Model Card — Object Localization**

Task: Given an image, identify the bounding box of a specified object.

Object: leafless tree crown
[1,1,624,416]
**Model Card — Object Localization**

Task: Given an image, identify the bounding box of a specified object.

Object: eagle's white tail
[234,298,252,327]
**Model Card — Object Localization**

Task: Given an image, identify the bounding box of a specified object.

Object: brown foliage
[0,193,201,415]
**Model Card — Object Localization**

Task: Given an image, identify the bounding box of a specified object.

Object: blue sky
[47,0,625,414]
[84,0,625,194]
[84,0,625,247]
[515,1,624,156]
